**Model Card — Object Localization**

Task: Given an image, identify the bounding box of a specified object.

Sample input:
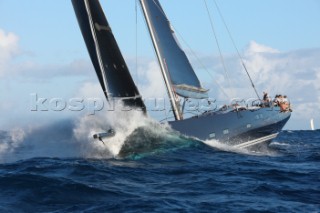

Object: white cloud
[75,81,105,99]
[136,60,167,98]
[245,40,280,54]
[4,58,94,80]
[0,29,19,59]
[0,29,20,77]
[186,41,320,129]
[221,42,320,128]
[243,43,320,106]
[0,29,93,80]
[1,28,319,129]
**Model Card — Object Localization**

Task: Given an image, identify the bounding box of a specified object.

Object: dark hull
[169,107,291,147]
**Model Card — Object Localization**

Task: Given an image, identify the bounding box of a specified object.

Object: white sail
[140,0,208,100]
[310,119,315,130]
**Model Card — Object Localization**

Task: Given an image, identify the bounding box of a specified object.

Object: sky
[0,0,320,130]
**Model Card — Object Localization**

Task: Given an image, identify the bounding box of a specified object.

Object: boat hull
[169,107,291,147]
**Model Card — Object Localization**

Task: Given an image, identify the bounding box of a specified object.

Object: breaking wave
[203,138,280,157]
[0,108,196,163]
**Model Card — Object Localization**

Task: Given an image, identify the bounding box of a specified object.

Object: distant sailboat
[71,0,291,148]
[310,119,315,130]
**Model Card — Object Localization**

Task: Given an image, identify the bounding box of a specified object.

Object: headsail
[139,0,208,100]
[71,0,145,111]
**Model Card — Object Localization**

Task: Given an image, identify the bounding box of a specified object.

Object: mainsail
[71,0,145,111]
[139,0,208,100]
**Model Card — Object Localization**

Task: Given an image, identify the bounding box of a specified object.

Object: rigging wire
[174,30,231,99]
[203,0,232,90]
[212,0,261,100]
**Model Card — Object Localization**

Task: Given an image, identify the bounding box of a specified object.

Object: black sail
[71,0,145,111]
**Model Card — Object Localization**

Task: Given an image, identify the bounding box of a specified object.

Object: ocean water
[0,112,319,212]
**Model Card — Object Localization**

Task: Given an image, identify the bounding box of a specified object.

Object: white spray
[0,104,169,163]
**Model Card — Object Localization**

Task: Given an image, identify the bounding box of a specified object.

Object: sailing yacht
[71,0,291,148]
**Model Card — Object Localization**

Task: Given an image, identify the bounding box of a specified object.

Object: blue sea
[0,116,319,212]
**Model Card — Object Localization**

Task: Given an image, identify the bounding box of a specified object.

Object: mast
[139,0,182,120]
